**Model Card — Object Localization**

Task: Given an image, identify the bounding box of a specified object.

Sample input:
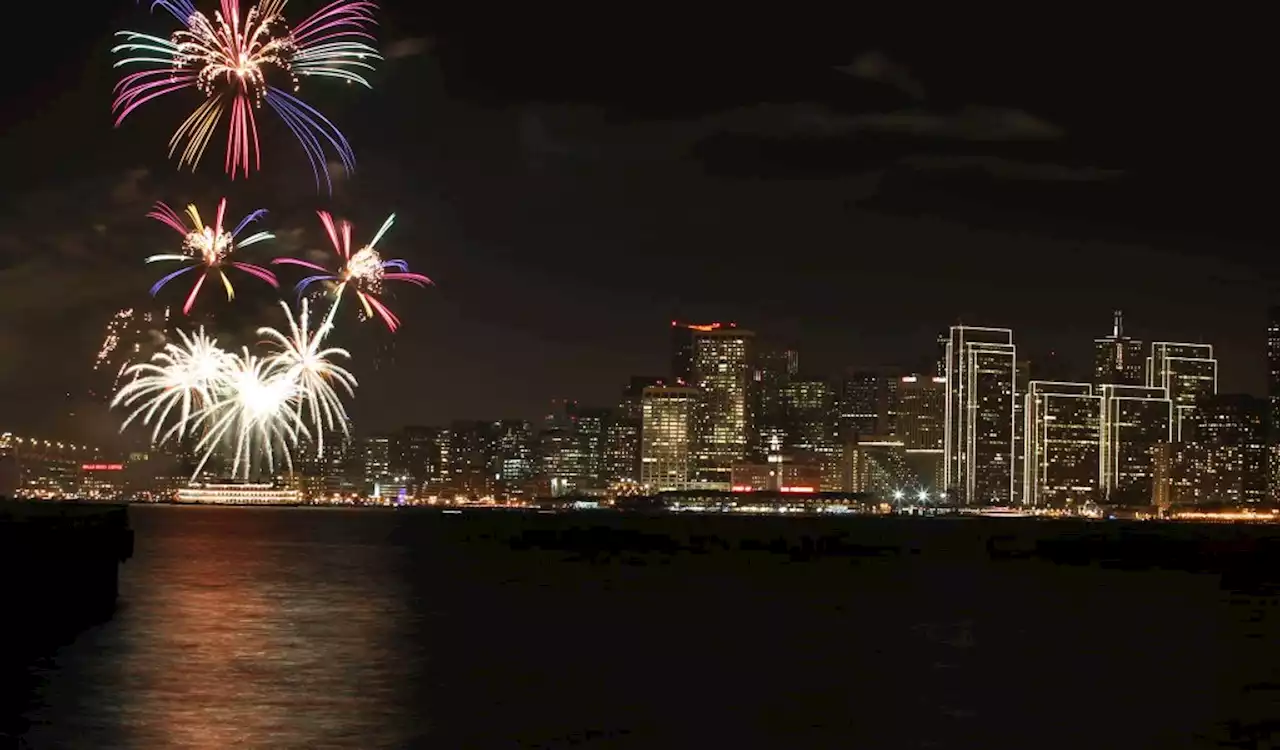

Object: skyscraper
[898,374,946,492]
[1099,384,1173,505]
[671,322,753,488]
[1094,310,1144,386]
[1023,382,1101,507]
[1181,394,1268,506]
[1268,307,1280,502]
[944,326,1017,505]
[1147,342,1217,437]
[752,349,798,457]
[640,384,699,491]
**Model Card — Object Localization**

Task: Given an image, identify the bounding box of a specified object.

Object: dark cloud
[836,50,927,101]
[385,36,432,60]
[897,154,1123,181]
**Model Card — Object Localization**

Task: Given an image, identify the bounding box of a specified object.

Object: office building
[838,369,898,439]
[1023,382,1101,507]
[1099,384,1173,505]
[640,384,699,491]
[944,326,1017,505]
[1147,341,1217,437]
[1269,308,1280,502]
[1178,394,1268,506]
[671,322,753,488]
[1094,310,1144,386]
[898,374,946,492]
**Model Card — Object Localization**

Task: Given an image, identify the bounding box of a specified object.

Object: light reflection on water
[16,507,1280,748]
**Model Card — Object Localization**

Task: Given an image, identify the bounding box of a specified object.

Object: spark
[112,0,381,190]
[111,327,234,445]
[271,211,432,332]
[188,347,305,480]
[146,197,278,314]
[109,304,360,481]
[258,298,357,456]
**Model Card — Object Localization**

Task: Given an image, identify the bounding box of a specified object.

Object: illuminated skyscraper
[1093,310,1144,386]
[640,385,699,491]
[1267,307,1280,501]
[671,322,753,488]
[1147,341,1217,437]
[838,369,898,439]
[752,349,798,457]
[944,326,1017,505]
[1023,382,1101,507]
[1181,394,1268,506]
[898,374,946,491]
[1099,384,1173,505]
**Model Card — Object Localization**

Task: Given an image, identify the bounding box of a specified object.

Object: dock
[0,501,134,653]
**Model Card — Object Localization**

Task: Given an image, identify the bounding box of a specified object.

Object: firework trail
[112,0,381,190]
[259,298,357,456]
[147,197,279,314]
[111,327,234,445]
[272,211,431,332]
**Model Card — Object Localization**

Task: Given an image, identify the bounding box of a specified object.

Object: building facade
[944,326,1017,505]
[1099,384,1173,505]
[1023,382,1101,507]
[640,385,699,491]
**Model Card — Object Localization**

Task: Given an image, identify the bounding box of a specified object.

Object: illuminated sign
[779,486,816,493]
[81,464,124,471]
[729,485,755,492]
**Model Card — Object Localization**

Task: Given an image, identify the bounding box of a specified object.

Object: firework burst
[112,0,381,189]
[110,305,360,481]
[111,327,234,445]
[272,211,431,332]
[188,346,305,479]
[258,298,357,456]
[147,197,279,314]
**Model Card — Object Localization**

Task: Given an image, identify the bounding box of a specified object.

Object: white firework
[112,327,233,445]
[259,298,357,456]
[188,347,306,480]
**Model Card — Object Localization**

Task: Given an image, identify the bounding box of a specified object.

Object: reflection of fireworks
[112,0,380,188]
[147,198,278,314]
[272,211,432,332]
[111,327,233,445]
[110,302,359,480]
[258,298,357,456]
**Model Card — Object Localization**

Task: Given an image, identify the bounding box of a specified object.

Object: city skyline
[0,5,1274,435]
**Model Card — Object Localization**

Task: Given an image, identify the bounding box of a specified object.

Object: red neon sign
[81,464,124,471]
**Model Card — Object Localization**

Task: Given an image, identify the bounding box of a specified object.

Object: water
[11,506,1280,748]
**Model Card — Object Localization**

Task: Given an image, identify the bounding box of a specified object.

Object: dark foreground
[10,506,1280,748]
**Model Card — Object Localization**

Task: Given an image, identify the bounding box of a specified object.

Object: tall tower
[1023,382,1101,507]
[1268,307,1280,501]
[1094,310,1145,386]
[640,385,699,491]
[1147,341,1217,438]
[943,326,1017,505]
[1099,384,1173,505]
[670,322,754,488]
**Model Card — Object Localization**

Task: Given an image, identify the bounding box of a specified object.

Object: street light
[892,489,905,502]
[916,490,929,503]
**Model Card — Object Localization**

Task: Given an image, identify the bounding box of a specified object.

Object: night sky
[0,6,1274,443]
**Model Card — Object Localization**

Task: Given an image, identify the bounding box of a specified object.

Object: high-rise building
[1023,382,1101,507]
[944,326,1017,505]
[1268,307,1280,502]
[783,377,837,452]
[671,322,753,488]
[1094,310,1144,386]
[897,374,947,492]
[838,369,898,439]
[640,385,699,491]
[1099,384,1173,505]
[896,375,946,451]
[1180,394,1268,506]
[491,420,535,484]
[1147,342,1217,437]
[752,349,798,457]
